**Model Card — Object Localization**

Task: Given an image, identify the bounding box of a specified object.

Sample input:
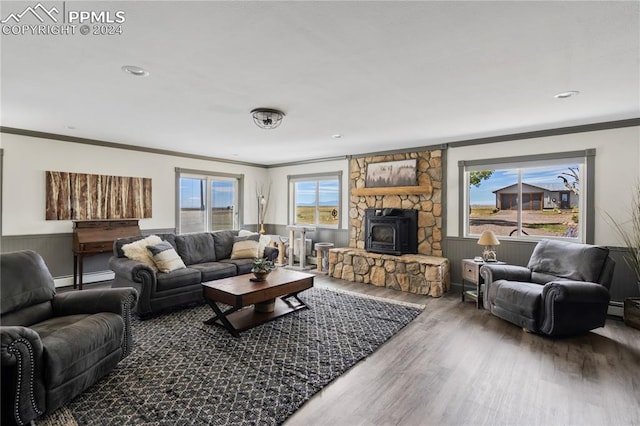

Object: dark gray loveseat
[480,239,615,336]
[109,230,277,317]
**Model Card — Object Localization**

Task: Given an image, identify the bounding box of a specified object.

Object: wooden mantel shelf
[351,185,431,196]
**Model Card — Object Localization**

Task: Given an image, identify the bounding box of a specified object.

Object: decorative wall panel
[45,171,152,220]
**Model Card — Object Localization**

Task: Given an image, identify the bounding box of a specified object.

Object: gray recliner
[1,250,138,426]
[480,239,615,336]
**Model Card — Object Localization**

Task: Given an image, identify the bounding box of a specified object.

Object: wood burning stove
[365,208,417,255]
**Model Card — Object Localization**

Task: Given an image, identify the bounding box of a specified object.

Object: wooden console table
[72,219,141,290]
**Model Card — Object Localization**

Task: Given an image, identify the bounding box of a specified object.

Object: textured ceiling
[1,1,638,165]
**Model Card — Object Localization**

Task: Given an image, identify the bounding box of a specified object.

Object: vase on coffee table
[252,271,270,281]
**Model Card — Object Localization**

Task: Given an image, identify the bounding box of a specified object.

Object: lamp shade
[477,230,500,246]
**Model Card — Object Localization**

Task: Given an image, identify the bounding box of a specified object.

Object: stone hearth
[328,248,450,297]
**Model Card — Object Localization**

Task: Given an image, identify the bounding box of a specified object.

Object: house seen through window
[464,154,588,241]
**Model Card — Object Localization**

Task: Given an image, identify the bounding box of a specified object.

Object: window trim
[458,149,595,243]
[287,171,342,229]
[175,167,244,233]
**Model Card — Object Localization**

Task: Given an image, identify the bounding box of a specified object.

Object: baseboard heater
[608,301,624,318]
[54,271,115,288]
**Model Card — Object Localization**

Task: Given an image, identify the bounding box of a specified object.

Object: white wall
[3,126,637,244]
[446,126,640,246]
[266,159,350,228]
[0,133,269,235]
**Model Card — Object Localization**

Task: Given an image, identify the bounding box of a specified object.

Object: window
[460,150,595,243]
[175,168,243,233]
[288,172,342,228]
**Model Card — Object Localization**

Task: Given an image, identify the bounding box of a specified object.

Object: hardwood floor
[73,274,640,425]
[288,275,640,426]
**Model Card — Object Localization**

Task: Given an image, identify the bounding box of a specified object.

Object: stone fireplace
[349,150,443,255]
[328,149,450,296]
[365,208,417,255]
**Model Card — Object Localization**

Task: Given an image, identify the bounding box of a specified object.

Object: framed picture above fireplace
[365,159,417,188]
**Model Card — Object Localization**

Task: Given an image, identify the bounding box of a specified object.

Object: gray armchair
[480,239,615,336]
[1,250,138,426]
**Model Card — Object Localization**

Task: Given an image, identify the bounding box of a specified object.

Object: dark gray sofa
[109,230,277,317]
[480,239,615,336]
[1,250,138,426]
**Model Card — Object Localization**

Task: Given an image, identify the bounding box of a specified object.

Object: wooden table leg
[73,254,78,289]
[203,299,240,337]
[77,254,84,290]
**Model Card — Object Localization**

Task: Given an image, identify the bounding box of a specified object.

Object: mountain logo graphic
[1,3,60,24]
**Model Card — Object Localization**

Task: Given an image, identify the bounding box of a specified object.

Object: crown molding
[2,118,638,168]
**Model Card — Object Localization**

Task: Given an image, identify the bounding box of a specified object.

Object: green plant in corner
[606,183,640,293]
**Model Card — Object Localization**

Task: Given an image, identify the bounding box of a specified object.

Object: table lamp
[478,230,500,261]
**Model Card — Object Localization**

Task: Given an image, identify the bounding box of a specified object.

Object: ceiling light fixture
[554,90,579,99]
[250,108,285,130]
[121,65,149,77]
[332,134,343,139]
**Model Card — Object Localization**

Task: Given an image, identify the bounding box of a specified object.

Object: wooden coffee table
[201,268,314,337]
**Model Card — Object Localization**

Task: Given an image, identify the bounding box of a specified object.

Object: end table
[461,259,504,309]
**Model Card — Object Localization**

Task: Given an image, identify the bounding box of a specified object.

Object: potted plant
[251,257,276,281]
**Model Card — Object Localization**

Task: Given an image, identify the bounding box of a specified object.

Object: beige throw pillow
[238,230,268,257]
[230,234,260,259]
[122,235,163,271]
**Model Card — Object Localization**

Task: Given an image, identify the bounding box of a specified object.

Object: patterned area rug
[36,287,423,425]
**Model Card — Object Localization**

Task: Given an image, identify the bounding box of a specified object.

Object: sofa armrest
[109,256,158,318]
[542,280,610,304]
[540,281,610,336]
[1,326,45,424]
[264,246,279,262]
[480,264,532,282]
[52,289,138,358]
[480,264,532,311]
[52,288,138,316]
[109,256,155,283]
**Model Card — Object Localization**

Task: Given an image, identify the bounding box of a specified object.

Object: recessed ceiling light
[332,134,343,139]
[121,65,149,77]
[554,90,579,99]
[65,125,76,130]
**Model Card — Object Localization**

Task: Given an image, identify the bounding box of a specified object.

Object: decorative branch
[256,181,271,224]
[557,167,580,195]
